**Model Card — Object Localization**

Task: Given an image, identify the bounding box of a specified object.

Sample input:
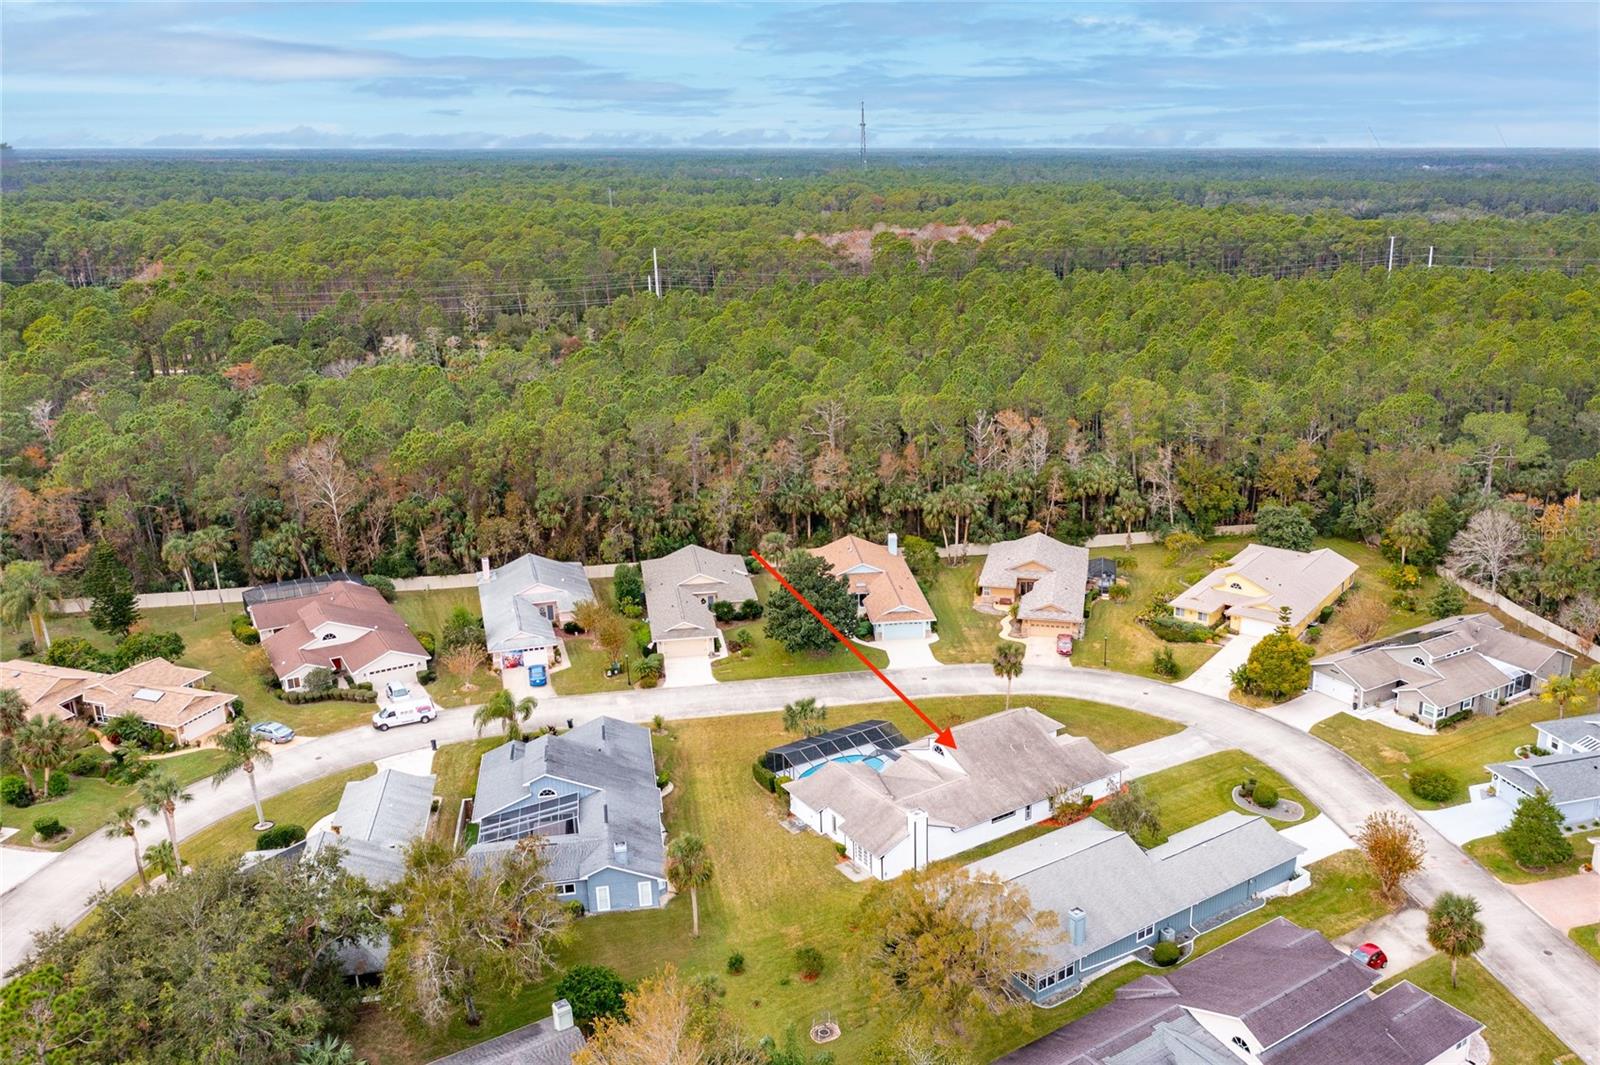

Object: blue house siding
[580,866,665,913]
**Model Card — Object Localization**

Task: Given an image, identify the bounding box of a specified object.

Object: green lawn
[4,747,229,851]
[925,557,999,664]
[1310,698,1555,810]
[710,574,887,682]
[392,587,498,706]
[178,763,377,869]
[1570,923,1600,964]
[1071,540,1238,680]
[1377,956,1578,1065]
[1102,749,1320,844]
[1463,831,1594,883]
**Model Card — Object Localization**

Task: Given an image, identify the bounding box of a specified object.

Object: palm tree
[1539,673,1591,720]
[1386,509,1432,567]
[473,689,535,741]
[666,834,713,938]
[143,839,179,882]
[189,525,233,595]
[212,717,275,829]
[296,1036,364,1065]
[1426,892,1485,988]
[162,533,199,619]
[138,770,194,872]
[991,641,1025,710]
[0,687,26,743]
[14,714,72,794]
[0,560,60,649]
[105,803,152,889]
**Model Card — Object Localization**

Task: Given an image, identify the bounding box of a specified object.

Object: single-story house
[977,533,1091,639]
[476,553,594,673]
[302,768,437,887]
[1169,544,1357,637]
[971,812,1305,1002]
[426,1002,585,1064]
[248,578,429,692]
[1487,736,1600,825]
[1311,614,1573,728]
[468,716,667,914]
[811,533,935,641]
[641,544,757,661]
[0,657,237,744]
[783,707,1125,880]
[998,917,1482,1065]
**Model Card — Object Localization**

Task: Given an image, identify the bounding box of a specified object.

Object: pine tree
[83,542,140,637]
[1499,791,1572,870]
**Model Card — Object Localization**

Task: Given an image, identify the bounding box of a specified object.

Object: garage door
[660,637,711,658]
[875,621,929,641]
[1237,618,1278,637]
[1311,670,1355,705]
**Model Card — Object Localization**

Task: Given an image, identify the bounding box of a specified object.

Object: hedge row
[275,688,377,705]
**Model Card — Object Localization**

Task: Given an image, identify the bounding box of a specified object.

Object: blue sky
[3,2,1595,149]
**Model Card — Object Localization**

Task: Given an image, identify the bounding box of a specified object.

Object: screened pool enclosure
[762,719,909,779]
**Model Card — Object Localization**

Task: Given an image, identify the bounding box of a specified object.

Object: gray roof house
[468,716,667,914]
[784,707,1126,880]
[427,1001,585,1064]
[476,554,594,668]
[641,544,756,652]
[998,917,1482,1065]
[302,768,437,887]
[977,533,1092,637]
[971,812,1305,1002]
[1487,725,1600,825]
[1311,614,1573,728]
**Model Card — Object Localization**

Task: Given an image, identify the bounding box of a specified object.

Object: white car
[372,702,435,731]
[385,680,415,701]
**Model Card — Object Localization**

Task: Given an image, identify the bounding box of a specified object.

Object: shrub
[730,627,755,652]
[1428,582,1468,619]
[711,600,737,624]
[1317,604,1336,624]
[562,620,582,635]
[1151,941,1181,966]
[1303,624,1322,645]
[563,899,586,918]
[554,964,629,1027]
[64,749,109,777]
[43,637,113,672]
[47,770,69,797]
[794,946,824,980]
[256,823,307,850]
[32,816,66,840]
[230,614,261,644]
[1255,503,1316,552]
[727,951,746,975]
[303,667,335,695]
[1111,552,1138,571]
[833,841,847,857]
[15,638,36,658]
[1409,768,1459,803]
[111,630,186,671]
[1144,615,1213,643]
[276,688,376,705]
[1239,777,1257,799]
[1381,564,1422,590]
[613,564,645,613]
[414,630,436,656]
[751,761,778,793]
[1,775,34,807]
[362,573,397,601]
[1152,646,1181,678]
[441,607,485,651]
[656,771,670,789]
[1252,783,1279,809]
[1435,709,1472,729]
[736,598,764,621]
[855,617,874,640]
[1108,581,1132,601]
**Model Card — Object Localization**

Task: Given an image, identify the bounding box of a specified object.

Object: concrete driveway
[1262,690,1347,732]
[1420,786,1515,846]
[662,655,716,688]
[1334,906,1434,974]
[1117,729,1228,780]
[1279,815,1355,864]
[1510,874,1600,933]
[870,637,938,669]
[1176,631,1261,699]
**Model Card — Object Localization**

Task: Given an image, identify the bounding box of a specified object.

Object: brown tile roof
[255,580,427,676]
[809,535,934,625]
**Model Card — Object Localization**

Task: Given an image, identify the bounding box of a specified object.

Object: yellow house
[1168,544,1358,637]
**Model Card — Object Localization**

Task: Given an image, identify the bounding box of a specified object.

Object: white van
[372,701,435,731]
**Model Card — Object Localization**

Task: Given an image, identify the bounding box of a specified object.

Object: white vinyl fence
[1438,567,1600,662]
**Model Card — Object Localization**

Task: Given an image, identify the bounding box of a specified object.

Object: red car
[1350,943,1388,970]
[1056,634,1075,656]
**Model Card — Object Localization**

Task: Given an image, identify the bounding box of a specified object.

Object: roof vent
[613,840,627,860]
[133,688,163,702]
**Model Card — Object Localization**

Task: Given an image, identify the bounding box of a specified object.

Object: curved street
[3,661,1596,1061]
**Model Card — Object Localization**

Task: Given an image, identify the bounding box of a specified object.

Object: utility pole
[652,247,661,299]
[1386,235,1396,273]
[859,101,867,169]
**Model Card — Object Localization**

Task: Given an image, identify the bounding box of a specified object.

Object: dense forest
[2,151,1598,631]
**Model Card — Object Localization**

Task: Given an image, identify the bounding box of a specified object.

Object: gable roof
[1261,980,1481,1065]
[810,535,935,625]
[1169,544,1357,629]
[470,717,665,880]
[477,554,594,653]
[303,769,437,886]
[253,580,427,678]
[0,660,103,715]
[426,1017,585,1065]
[784,707,1124,855]
[0,657,234,731]
[641,544,756,643]
[1487,749,1600,805]
[1535,715,1600,750]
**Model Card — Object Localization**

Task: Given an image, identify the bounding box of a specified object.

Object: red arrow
[751,550,956,749]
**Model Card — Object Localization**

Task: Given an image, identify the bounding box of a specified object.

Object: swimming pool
[798,753,887,779]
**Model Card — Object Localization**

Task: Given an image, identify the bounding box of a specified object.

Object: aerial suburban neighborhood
[2,9,1599,1064]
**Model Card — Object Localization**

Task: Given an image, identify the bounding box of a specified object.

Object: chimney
[1067,907,1087,945]
[551,998,574,1032]
[613,839,628,861]
[887,532,899,556]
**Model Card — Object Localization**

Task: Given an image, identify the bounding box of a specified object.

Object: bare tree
[1356,810,1426,904]
[1445,507,1527,597]
[1141,444,1180,525]
[287,437,360,569]
[1341,592,1392,644]
[806,399,848,451]
[1557,594,1600,646]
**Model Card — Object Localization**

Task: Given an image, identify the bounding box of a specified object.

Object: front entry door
[594,885,611,912]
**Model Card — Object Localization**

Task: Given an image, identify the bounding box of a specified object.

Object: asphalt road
[3,662,1596,1062]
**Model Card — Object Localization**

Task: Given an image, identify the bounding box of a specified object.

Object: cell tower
[859,102,867,168]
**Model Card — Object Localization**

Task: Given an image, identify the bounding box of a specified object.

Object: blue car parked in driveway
[527,663,548,687]
[250,721,296,743]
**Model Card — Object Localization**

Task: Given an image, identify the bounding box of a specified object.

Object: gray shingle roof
[1312,613,1571,701]
[426,1017,586,1064]
[973,813,1304,972]
[301,769,436,887]
[1487,750,1600,805]
[477,554,593,654]
[1261,981,1481,1065]
[469,717,665,880]
[641,544,756,643]
[1536,715,1600,750]
[979,533,1090,624]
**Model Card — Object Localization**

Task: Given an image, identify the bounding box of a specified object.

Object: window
[555,882,577,896]
[284,677,301,690]
[1017,579,1036,596]
[537,788,557,798]
[322,632,337,641]
[990,810,1017,824]
[1232,1036,1251,1053]
[1137,925,1155,942]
